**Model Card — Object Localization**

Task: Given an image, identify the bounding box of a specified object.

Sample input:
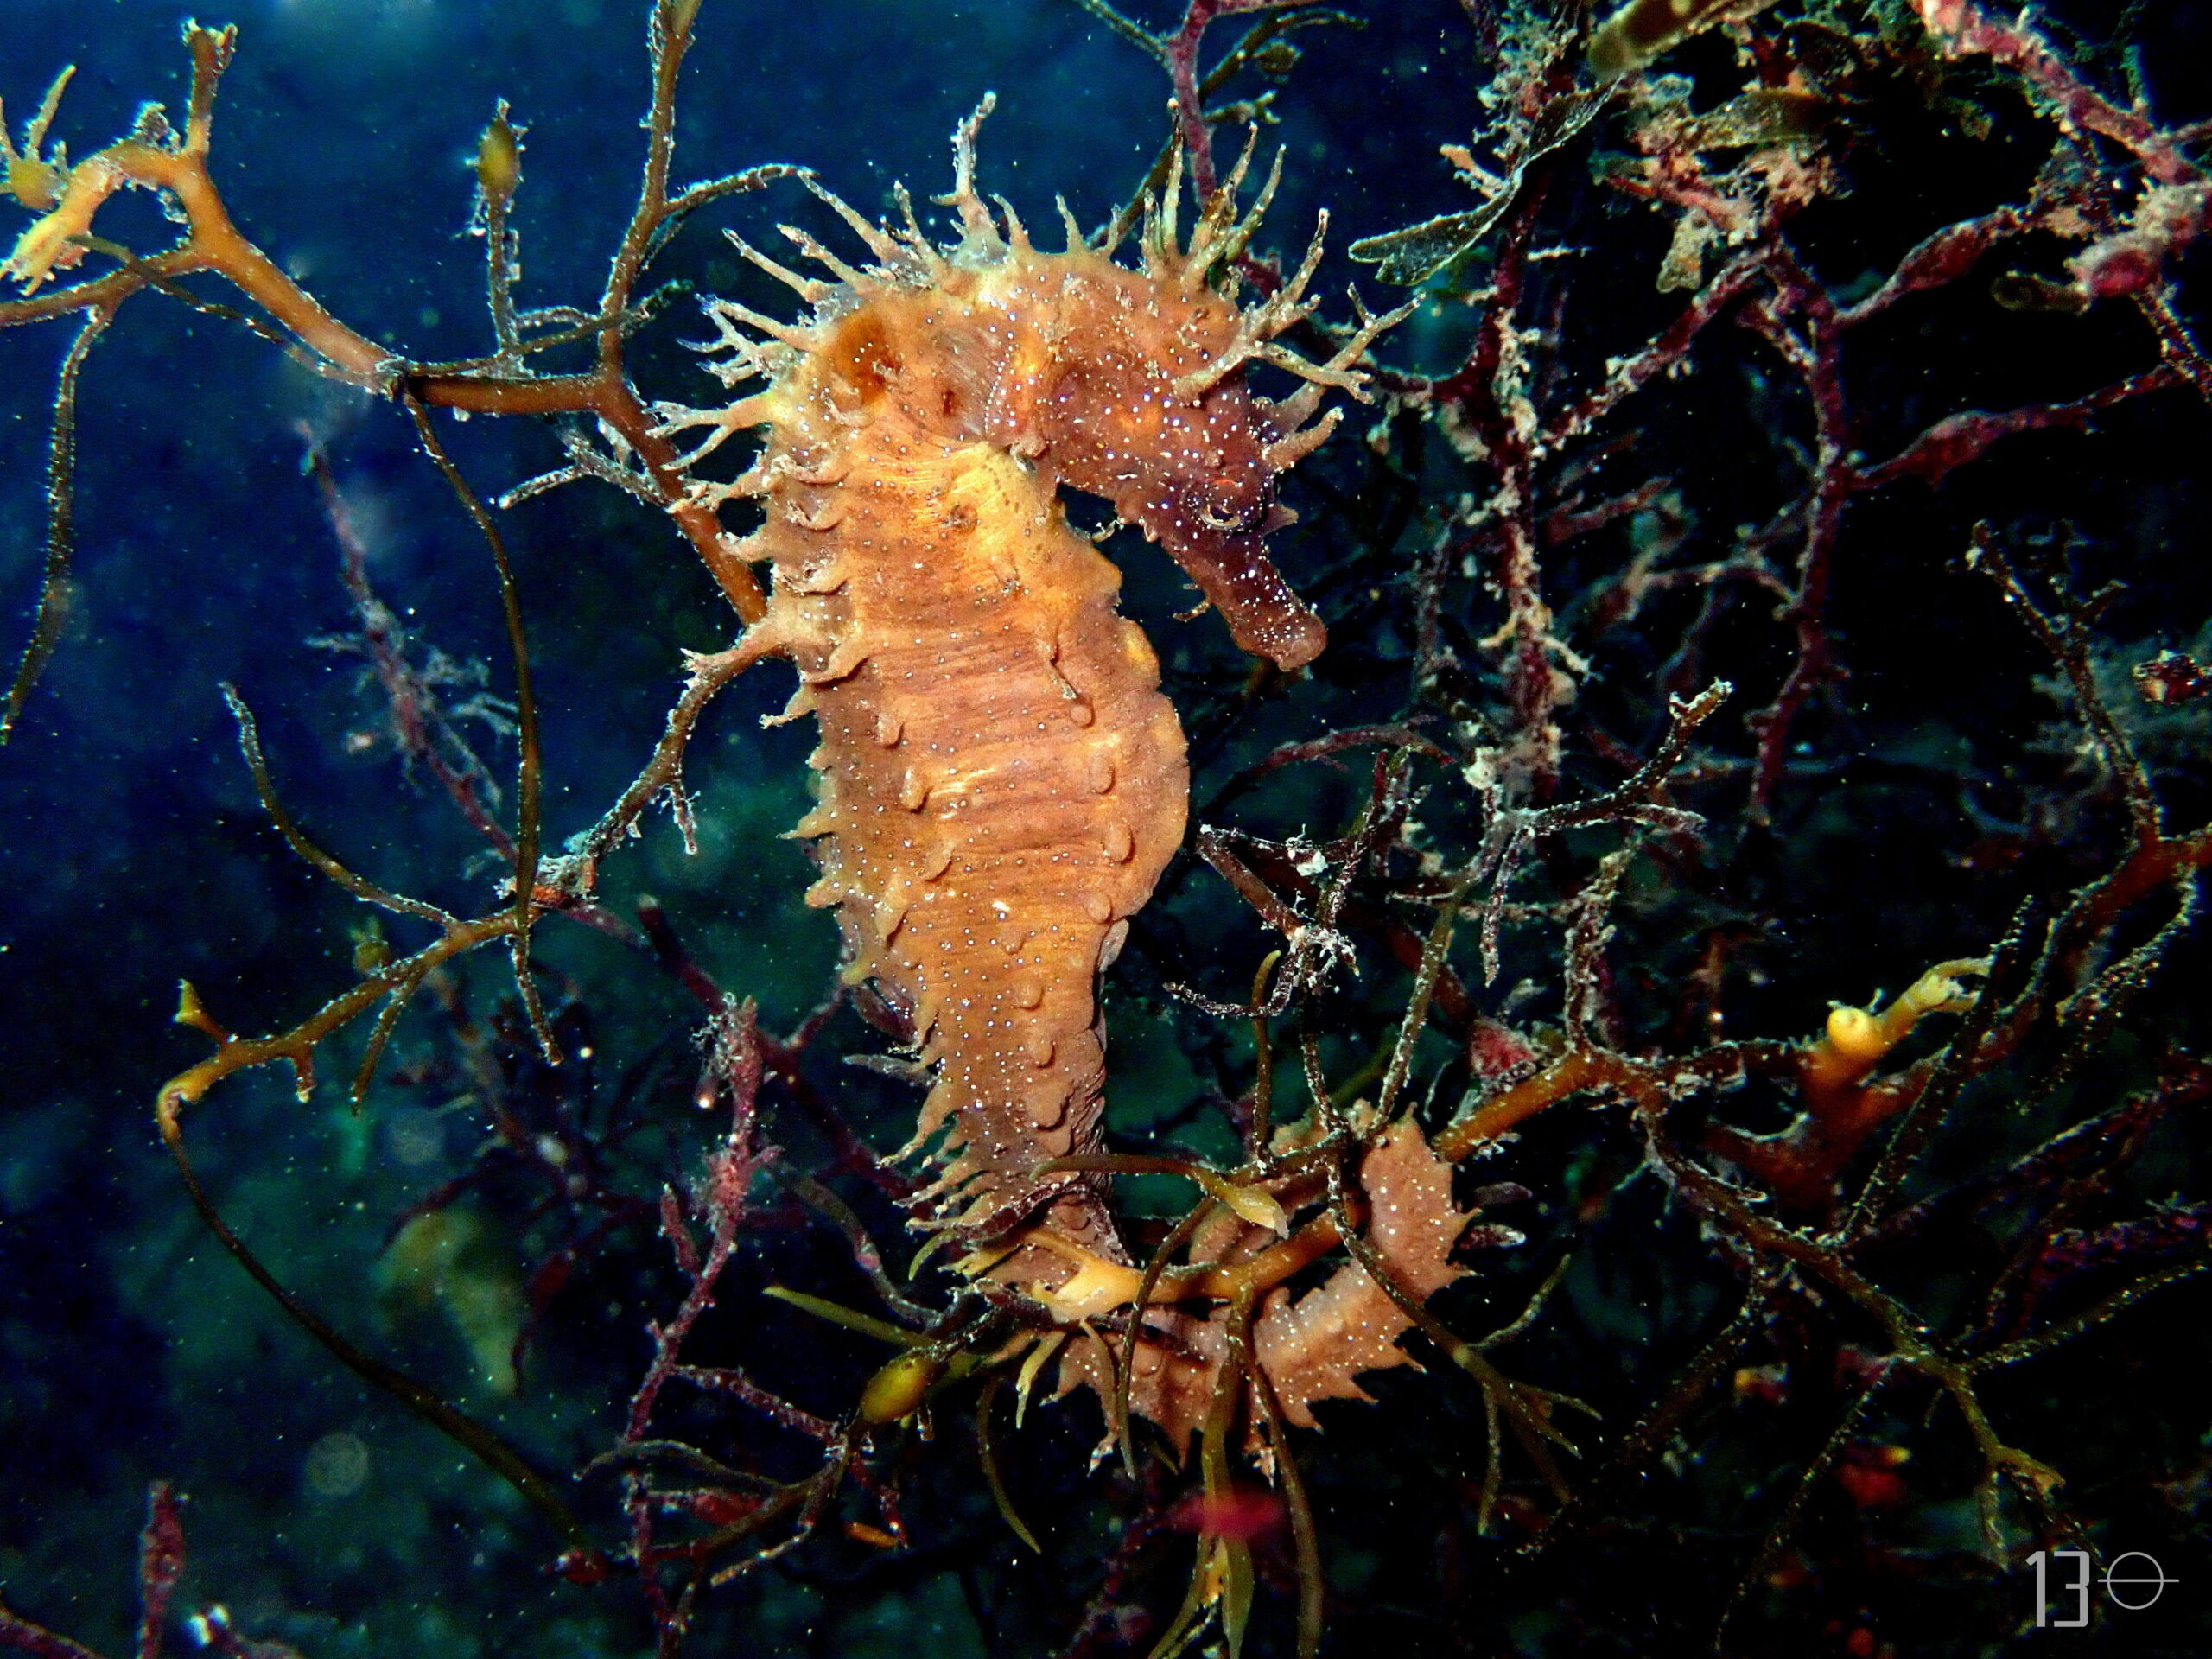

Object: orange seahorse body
[738,245,1214,1281]
[683,134,1344,1267]
[666,126,1448,1434]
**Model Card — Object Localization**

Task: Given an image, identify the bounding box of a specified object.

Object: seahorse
[659,116,1431,1427]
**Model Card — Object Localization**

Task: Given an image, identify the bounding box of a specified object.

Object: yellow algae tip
[857,1350,944,1426]
[474,103,522,208]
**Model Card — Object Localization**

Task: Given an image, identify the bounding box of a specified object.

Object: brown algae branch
[1,29,385,381]
[157,911,527,1126]
[0,18,773,622]
[157,959,608,1573]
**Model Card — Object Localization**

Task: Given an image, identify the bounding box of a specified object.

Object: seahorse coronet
[690,123,1465,1441]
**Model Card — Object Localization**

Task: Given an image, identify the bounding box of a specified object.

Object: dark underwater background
[3,2,2210,1656]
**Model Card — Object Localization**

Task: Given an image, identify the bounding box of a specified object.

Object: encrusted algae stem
[1435,1046,1631,1162]
[3,304,105,738]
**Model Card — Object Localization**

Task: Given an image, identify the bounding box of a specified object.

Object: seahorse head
[673,108,1404,673]
[978,240,1331,671]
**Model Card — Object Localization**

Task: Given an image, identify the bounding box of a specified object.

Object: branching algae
[3,1,2210,1655]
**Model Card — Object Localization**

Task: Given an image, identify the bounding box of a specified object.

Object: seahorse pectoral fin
[799,638,870,684]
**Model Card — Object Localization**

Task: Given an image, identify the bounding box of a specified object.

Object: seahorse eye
[1194,496,1262,534]
[824,311,899,402]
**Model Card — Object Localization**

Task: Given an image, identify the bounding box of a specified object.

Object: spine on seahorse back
[678,133,1370,1300]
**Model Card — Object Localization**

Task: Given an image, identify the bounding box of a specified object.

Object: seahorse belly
[748,391,1186,1272]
